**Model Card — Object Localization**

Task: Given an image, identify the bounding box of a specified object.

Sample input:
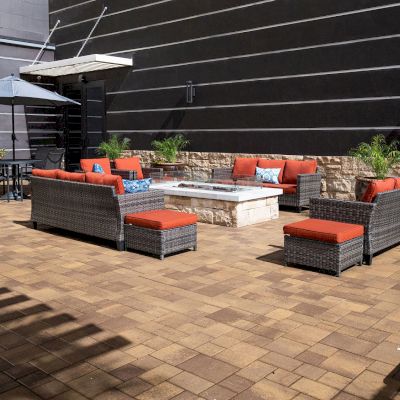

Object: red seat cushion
[56,170,86,182]
[282,160,317,184]
[232,157,258,178]
[85,172,125,195]
[125,209,197,230]
[262,183,297,194]
[80,158,111,174]
[394,177,400,189]
[362,178,396,203]
[32,169,59,179]
[114,157,143,179]
[283,218,364,244]
[257,159,286,183]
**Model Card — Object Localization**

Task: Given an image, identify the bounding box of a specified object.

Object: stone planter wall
[125,150,400,200]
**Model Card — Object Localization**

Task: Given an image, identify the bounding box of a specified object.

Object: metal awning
[20,54,133,77]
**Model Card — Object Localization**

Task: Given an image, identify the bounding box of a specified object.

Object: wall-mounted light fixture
[186,80,195,104]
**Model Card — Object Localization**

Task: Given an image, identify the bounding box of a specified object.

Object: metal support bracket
[76,6,108,58]
[31,19,60,65]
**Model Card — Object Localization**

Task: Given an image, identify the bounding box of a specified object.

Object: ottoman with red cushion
[124,209,197,259]
[283,218,364,276]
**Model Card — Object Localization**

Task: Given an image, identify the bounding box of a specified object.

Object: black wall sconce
[186,80,195,104]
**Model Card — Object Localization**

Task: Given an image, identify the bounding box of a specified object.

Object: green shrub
[350,134,400,179]
[97,134,131,160]
[151,134,189,163]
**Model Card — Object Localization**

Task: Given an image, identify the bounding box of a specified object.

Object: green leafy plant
[151,134,189,163]
[350,134,400,179]
[97,134,131,160]
[0,148,6,160]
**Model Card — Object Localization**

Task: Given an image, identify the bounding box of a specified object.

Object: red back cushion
[257,159,286,183]
[282,160,317,184]
[80,158,111,174]
[85,172,124,195]
[394,177,400,189]
[56,170,86,182]
[114,157,143,179]
[232,157,258,178]
[362,178,396,203]
[32,169,59,179]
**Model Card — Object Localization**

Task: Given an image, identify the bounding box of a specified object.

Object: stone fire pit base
[165,195,279,227]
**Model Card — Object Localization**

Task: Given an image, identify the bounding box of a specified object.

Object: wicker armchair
[31,176,164,250]
[212,167,321,212]
[310,189,400,264]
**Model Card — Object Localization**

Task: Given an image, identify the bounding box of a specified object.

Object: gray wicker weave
[284,235,363,276]
[30,176,164,250]
[310,189,400,265]
[212,167,321,212]
[124,223,197,260]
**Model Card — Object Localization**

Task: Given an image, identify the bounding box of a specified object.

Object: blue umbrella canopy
[0,74,80,160]
[0,74,80,106]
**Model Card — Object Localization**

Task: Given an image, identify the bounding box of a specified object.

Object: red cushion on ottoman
[125,209,197,230]
[283,218,364,244]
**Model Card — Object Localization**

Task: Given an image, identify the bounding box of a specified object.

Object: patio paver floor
[0,201,399,399]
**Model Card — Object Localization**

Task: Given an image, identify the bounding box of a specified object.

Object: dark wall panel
[49,0,400,155]
[107,70,400,111]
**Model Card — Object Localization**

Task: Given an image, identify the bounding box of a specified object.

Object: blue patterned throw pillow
[256,167,280,184]
[123,178,152,193]
[92,163,105,174]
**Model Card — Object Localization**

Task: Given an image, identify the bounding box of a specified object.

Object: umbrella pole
[11,101,16,161]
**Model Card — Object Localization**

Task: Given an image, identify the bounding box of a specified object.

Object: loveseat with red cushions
[30,169,164,251]
[212,157,322,212]
[79,157,162,180]
[309,177,400,265]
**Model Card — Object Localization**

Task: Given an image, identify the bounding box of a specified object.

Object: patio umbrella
[0,74,80,160]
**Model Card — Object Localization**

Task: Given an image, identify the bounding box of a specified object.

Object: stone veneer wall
[125,150,400,200]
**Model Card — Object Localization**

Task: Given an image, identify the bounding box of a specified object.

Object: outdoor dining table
[0,159,42,202]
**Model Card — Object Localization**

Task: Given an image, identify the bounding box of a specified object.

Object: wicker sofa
[212,158,321,212]
[309,189,400,264]
[30,176,164,250]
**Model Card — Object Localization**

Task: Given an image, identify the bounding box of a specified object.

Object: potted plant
[97,134,131,166]
[350,134,400,200]
[151,134,189,171]
[0,148,6,160]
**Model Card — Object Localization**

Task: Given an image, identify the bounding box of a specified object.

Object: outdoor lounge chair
[212,157,321,212]
[309,188,400,265]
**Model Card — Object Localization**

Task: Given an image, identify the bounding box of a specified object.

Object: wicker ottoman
[124,209,197,259]
[283,218,364,276]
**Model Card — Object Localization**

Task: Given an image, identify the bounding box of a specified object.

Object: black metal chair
[33,147,57,169]
[23,148,64,181]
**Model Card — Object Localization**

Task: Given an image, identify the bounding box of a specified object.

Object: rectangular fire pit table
[150,178,282,227]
